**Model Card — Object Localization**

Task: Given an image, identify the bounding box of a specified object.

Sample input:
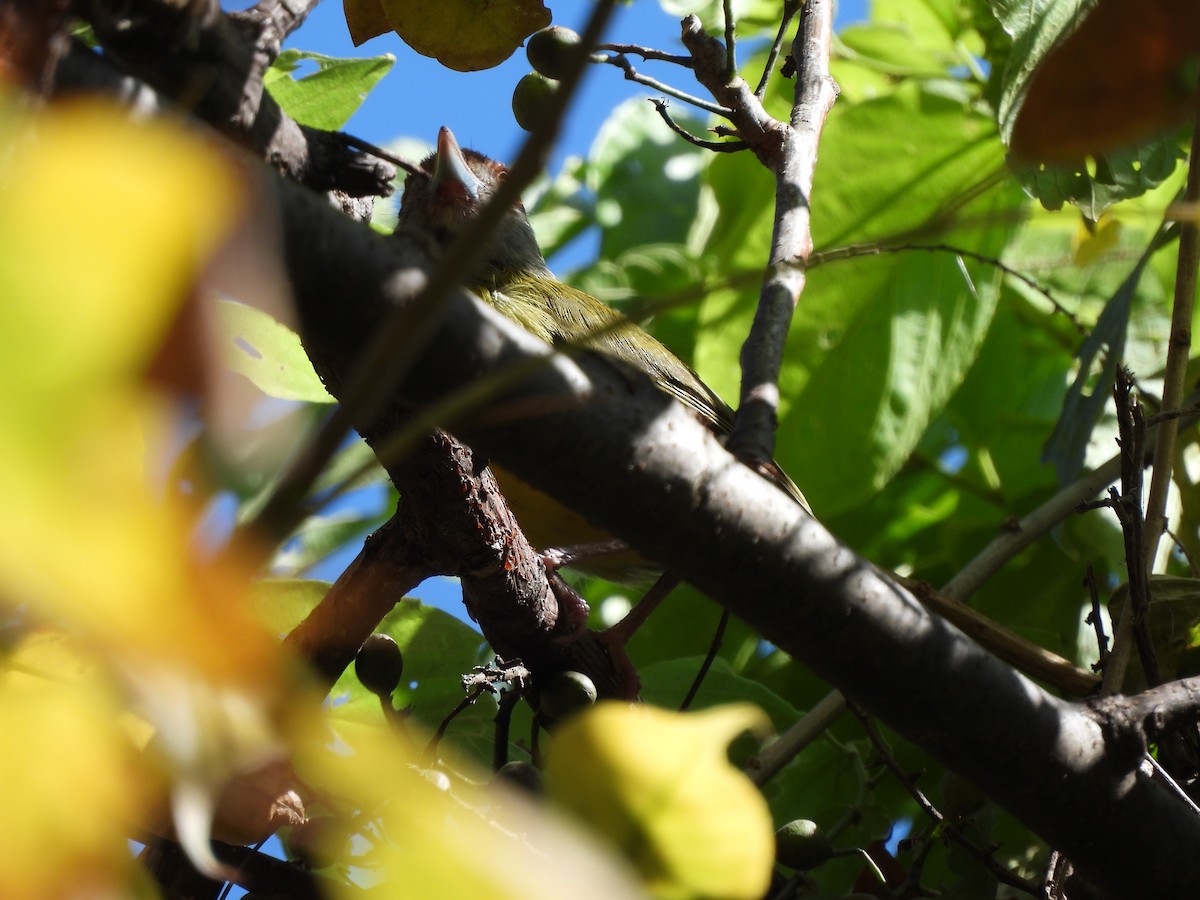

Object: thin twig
[648,99,746,152]
[1083,564,1110,672]
[722,0,737,79]
[601,53,732,115]
[755,0,802,98]
[595,42,693,66]
[335,132,424,178]
[680,609,730,710]
[427,687,486,755]
[1144,81,1200,569]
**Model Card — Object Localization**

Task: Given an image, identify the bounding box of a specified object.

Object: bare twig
[335,132,425,178]
[1110,370,1160,686]
[648,98,746,151]
[755,0,802,98]
[600,53,731,115]
[680,14,786,163]
[1144,88,1200,569]
[1083,564,1110,672]
[721,0,736,79]
[812,240,1087,336]
[726,0,838,464]
[595,42,692,66]
[680,609,730,710]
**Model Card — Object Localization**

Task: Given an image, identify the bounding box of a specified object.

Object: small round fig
[526,26,582,80]
[494,760,543,795]
[354,633,403,697]
[539,670,597,720]
[775,818,834,870]
[512,72,559,132]
[940,770,987,817]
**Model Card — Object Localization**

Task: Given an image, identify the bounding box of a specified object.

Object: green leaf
[216,299,333,403]
[1012,137,1184,218]
[588,99,710,258]
[270,511,381,576]
[660,0,785,33]
[525,157,593,262]
[1041,226,1173,483]
[640,657,801,732]
[696,83,1023,514]
[264,48,395,131]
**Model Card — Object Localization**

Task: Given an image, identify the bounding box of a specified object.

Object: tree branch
[729,0,837,464]
[76,0,395,198]
[1143,75,1200,567]
[273,174,1200,895]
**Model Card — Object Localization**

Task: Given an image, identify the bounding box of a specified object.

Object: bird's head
[397,127,550,280]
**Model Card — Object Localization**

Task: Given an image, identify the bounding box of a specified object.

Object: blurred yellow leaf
[0,97,275,677]
[0,96,295,887]
[1072,213,1120,267]
[382,0,550,71]
[295,717,643,899]
[1,646,149,899]
[543,703,775,900]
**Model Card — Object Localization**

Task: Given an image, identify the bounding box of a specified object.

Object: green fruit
[539,670,597,720]
[775,819,834,870]
[494,760,543,795]
[354,633,403,697]
[512,72,559,132]
[526,26,582,81]
[940,771,988,817]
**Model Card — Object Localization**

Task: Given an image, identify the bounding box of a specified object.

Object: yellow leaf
[1072,213,1120,267]
[543,703,775,900]
[0,97,297,884]
[297,718,643,899]
[382,0,551,72]
[0,660,148,899]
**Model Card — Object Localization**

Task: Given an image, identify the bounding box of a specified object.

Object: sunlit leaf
[544,703,774,899]
[295,715,641,899]
[264,48,395,131]
[217,298,334,403]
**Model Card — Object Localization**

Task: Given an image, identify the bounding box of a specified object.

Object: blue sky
[286,2,870,173]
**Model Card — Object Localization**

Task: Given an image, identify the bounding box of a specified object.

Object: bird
[394,126,807,582]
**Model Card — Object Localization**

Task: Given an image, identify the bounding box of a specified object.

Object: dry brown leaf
[383,0,551,72]
[1011,0,1200,162]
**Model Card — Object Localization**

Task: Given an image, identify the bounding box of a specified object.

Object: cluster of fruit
[512,26,584,132]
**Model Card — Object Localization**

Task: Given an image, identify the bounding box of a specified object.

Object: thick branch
[76,0,395,198]
[276,177,1200,896]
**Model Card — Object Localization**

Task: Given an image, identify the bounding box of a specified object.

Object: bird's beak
[432,126,482,201]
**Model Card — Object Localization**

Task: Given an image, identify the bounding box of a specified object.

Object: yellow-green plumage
[396,127,806,580]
